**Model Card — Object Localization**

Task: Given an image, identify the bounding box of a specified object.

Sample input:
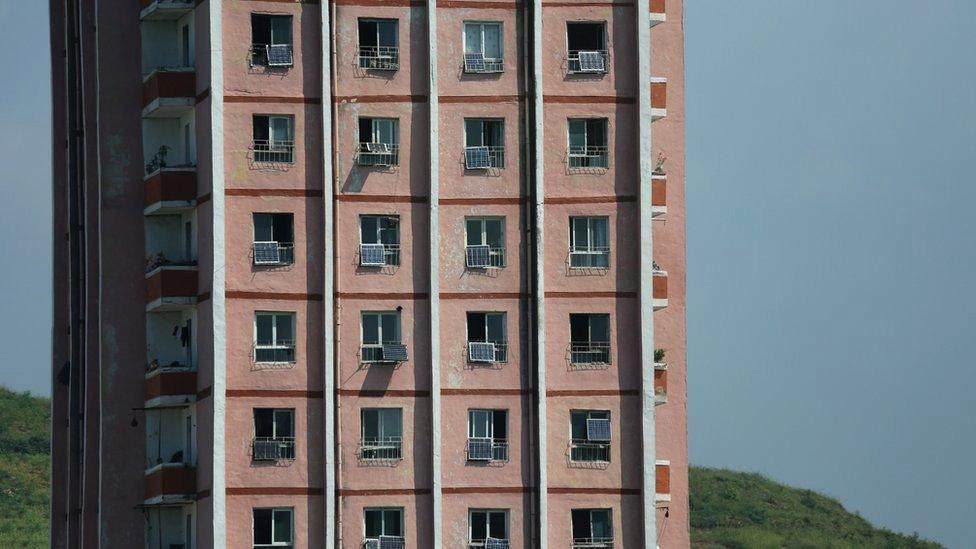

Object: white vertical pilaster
[321,1,336,546]
[427,1,443,546]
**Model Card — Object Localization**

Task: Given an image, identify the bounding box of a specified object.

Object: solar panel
[466,245,491,268]
[577,51,606,73]
[253,241,281,265]
[464,52,487,72]
[378,536,404,549]
[465,146,491,169]
[366,142,390,154]
[468,341,496,363]
[586,418,611,442]
[360,243,387,266]
[468,438,493,461]
[364,540,380,549]
[381,343,408,362]
[267,44,293,66]
[485,537,508,549]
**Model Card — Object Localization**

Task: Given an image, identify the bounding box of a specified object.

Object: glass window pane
[570,411,587,439]
[273,509,292,543]
[380,217,399,245]
[253,509,272,544]
[275,315,293,343]
[486,120,503,147]
[469,410,490,437]
[376,119,395,144]
[362,409,378,439]
[381,314,398,343]
[254,410,274,437]
[467,313,486,342]
[591,314,609,342]
[483,24,501,59]
[271,117,291,141]
[362,314,379,344]
[359,118,373,143]
[571,509,590,539]
[381,409,402,438]
[569,314,588,342]
[364,509,382,537]
[568,120,586,148]
[361,217,378,244]
[492,410,508,439]
[488,511,506,538]
[471,511,488,539]
[274,410,294,437]
[464,23,482,54]
[252,15,272,45]
[359,21,377,47]
[377,21,397,47]
[254,214,273,242]
[486,314,505,341]
[466,219,483,246]
[588,119,606,147]
[384,509,403,536]
[465,119,483,147]
[270,16,292,45]
[592,218,608,248]
[256,315,273,343]
[485,219,503,248]
[591,510,611,538]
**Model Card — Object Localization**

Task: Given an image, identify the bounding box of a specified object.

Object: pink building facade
[50,0,686,547]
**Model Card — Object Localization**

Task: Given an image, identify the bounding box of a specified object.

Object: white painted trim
[321,0,337,545]
[208,1,227,547]
[427,3,443,547]
[636,0,658,546]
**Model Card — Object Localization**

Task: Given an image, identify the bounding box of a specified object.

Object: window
[252,409,295,461]
[360,408,403,461]
[466,312,507,363]
[254,312,295,363]
[469,509,509,548]
[467,409,508,462]
[464,118,505,169]
[569,313,610,365]
[465,217,505,268]
[571,509,613,548]
[251,14,293,67]
[181,24,191,67]
[361,311,406,363]
[566,22,607,74]
[364,508,404,548]
[359,215,400,267]
[570,410,610,462]
[358,19,399,70]
[568,118,608,169]
[253,213,294,266]
[569,216,609,268]
[253,507,293,548]
[253,115,294,163]
[357,118,400,166]
[463,22,503,73]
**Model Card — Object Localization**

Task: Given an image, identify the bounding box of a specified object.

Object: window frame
[463,21,504,61]
[468,508,509,545]
[253,311,296,363]
[252,507,294,548]
[360,311,401,346]
[363,507,405,540]
[569,215,610,267]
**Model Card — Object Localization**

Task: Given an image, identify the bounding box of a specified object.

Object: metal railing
[252,437,296,461]
[359,243,401,267]
[567,50,609,74]
[252,242,295,266]
[470,539,511,549]
[358,437,403,461]
[568,146,609,169]
[363,536,405,549]
[251,43,294,67]
[569,246,611,268]
[359,46,400,70]
[570,440,610,463]
[254,341,296,363]
[467,341,509,363]
[463,57,504,74]
[465,246,506,268]
[570,342,611,365]
[356,143,400,167]
[360,344,404,363]
[464,146,505,169]
[253,139,295,163]
[467,437,509,462]
[571,538,614,548]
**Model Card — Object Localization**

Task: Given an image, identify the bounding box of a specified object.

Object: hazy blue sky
[2,1,974,547]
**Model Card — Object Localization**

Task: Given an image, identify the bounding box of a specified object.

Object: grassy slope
[690,467,942,549]
[0,387,50,548]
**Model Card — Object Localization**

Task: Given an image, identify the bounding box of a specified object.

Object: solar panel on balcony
[586,418,611,441]
[465,146,491,169]
[485,538,508,549]
[464,52,487,72]
[366,142,390,154]
[360,243,387,266]
[469,342,496,363]
[253,241,281,265]
[379,536,404,549]
[381,343,408,362]
[468,438,493,461]
[577,51,605,73]
[267,44,292,66]
[364,541,380,549]
[466,245,491,268]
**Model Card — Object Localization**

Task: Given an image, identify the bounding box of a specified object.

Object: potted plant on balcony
[654,348,666,364]
[653,151,667,175]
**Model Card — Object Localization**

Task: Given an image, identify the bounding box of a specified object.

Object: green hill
[0,387,49,547]
[690,467,942,548]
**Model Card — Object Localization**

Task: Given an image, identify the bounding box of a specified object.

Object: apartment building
[49,0,686,547]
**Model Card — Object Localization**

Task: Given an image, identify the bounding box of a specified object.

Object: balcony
[467,341,508,364]
[358,46,400,71]
[569,342,611,368]
[650,0,666,26]
[570,440,610,463]
[654,363,667,405]
[253,139,295,164]
[470,539,510,549]
[143,70,195,119]
[140,0,194,21]
[145,366,196,407]
[252,241,295,266]
[652,174,667,217]
[361,343,408,364]
[567,50,608,75]
[465,246,505,269]
[359,243,401,267]
[253,341,296,365]
[144,464,196,504]
[569,246,610,270]
[146,266,197,312]
[463,53,504,74]
[651,77,667,120]
[356,143,400,167]
[358,437,403,463]
[568,146,609,170]
[252,437,296,461]
[467,437,509,462]
[144,167,196,215]
[145,505,192,549]
[653,269,668,310]
[656,460,671,501]
[464,146,505,170]
[364,537,405,549]
[250,44,294,68]
[572,538,613,549]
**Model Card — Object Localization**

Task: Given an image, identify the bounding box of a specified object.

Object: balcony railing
[254,341,296,364]
[570,440,610,463]
[467,341,508,364]
[463,55,504,74]
[570,342,611,366]
[252,437,296,461]
[464,146,505,169]
[567,50,609,74]
[253,139,295,163]
[359,46,400,71]
[470,539,511,549]
[571,538,614,549]
[252,241,295,266]
[251,43,294,67]
[364,536,405,549]
[467,437,509,462]
[465,245,505,269]
[569,246,610,269]
[359,243,401,267]
[568,146,609,169]
[356,143,400,167]
[361,343,408,363]
[358,437,403,462]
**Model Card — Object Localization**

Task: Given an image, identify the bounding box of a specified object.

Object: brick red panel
[652,177,666,208]
[145,371,197,401]
[144,170,197,207]
[656,463,670,494]
[653,273,668,300]
[144,466,196,499]
[145,269,198,304]
[142,71,195,108]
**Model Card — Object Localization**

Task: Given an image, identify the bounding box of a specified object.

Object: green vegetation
[0,387,49,548]
[690,467,942,549]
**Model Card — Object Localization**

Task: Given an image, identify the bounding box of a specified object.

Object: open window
[359,215,400,267]
[463,22,503,73]
[358,19,399,70]
[467,312,507,363]
[569,216,609,268]
[252,213,294,266]
[465,217,505,268]
[570,410,611,462]
[568,118,608,169]
[571,509,613,548]
[464,118,505,169]
[251,14,293,67]
[254,311,295,364]
[467,409,508,462]
[253,115,294,163]
[469,509,509,548]
[357,117,400,166]
[569,313,610,365]
[361,311,406,363]
[253,507,293,549]
[566,22,607,74]
[360,408,403,461]
[363,508,404,549]
[252,409,295,461]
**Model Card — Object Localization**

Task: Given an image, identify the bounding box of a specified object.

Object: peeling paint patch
[101,323,120,393]
[102,134,132,199]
